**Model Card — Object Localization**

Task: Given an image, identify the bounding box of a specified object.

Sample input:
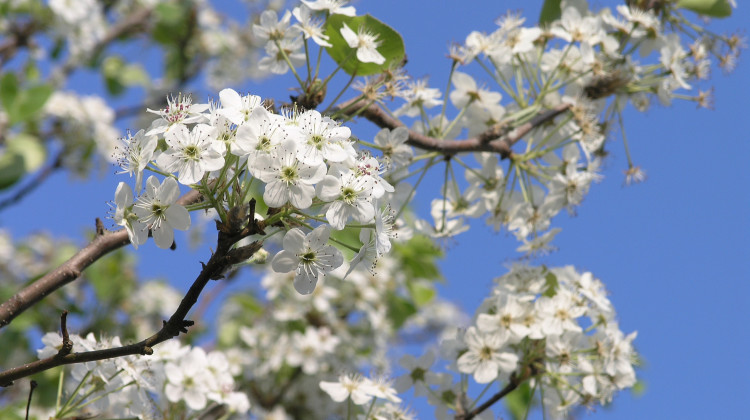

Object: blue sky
[1,1,748,419]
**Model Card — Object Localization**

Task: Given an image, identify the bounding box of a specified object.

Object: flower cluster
[367,2,742,252]
[396,264,637,419]
[35,332,249,418]
[113,87,400,294]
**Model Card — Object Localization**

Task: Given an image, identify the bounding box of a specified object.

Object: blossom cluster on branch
[0,0,742,418]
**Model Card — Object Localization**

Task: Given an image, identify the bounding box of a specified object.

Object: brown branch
[0,21,37,68]
[458,380,518,420]
[336,98,571,159]
[456,371,527,420]
[0,201,265,386]
[0,189,204,330]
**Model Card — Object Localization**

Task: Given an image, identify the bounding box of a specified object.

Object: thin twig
[25,380,37,420]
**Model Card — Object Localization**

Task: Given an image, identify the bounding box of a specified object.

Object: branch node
[58,311,72,356]
[95,218,106,236]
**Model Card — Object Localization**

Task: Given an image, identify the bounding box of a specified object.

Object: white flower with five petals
[340,23,386,65]
[254,139,326,209]
[156,124,225,186]
[271,226,343,294]
[133,176,191,249]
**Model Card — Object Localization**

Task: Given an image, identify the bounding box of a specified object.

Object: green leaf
[87,251,135,303]
[0,149,25,190]
[504,382,535,420]
[539,0,562,25]
[542,270,558,297]
[393,235,443,280]
[325,14,405,76]
[121,64,149,86]
[0,134,46,190]
[406,280,436,307]
[676,0,732,17]
[102,56,126,95]
[386,292,416,329]
[15,83,53,121]
[153,3,191,44]
[0,72,19,110]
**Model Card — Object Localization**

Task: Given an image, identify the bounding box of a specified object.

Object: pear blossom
[233,106,289,166]
[259,36,306,75]
[113,182,148,248]
[271,226,344,294]
[340,23,386,65]
[457,327,519,383]
[164,347,213,410]
[297,109,353,165]
[254,139,326,209]
[319,373,374,405]
[133,176,191,249]
[301,0,356,16]
[253,9,298,41]
[292,5,332,47]
[394,79,443,117]
[114,129,157,193]
[316,172,375,230]
[216,88,262,125]
[156,124,225,186]
[450,71,503,113]
[476,294,531,343]
[146,94,208,136]
[374,127,413,168]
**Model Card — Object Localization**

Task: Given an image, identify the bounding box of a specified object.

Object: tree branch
[0,201,265,386]
[336,97,571,159]
[0,189,204,330]
[0,21,37,68]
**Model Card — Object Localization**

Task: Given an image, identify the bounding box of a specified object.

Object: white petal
[316,175,341,201]
[357,46,385,65]
[160,177,181,203]
[339,23,358,48]
[219,88,242,110]
[165,124,190,149]
[264,181,290,208]
[165,204,191,231]
[320,381,349,402]
[115,182,133,207]
[282,228,307,253]
[307,225,331,250]
[293,269,318,295]
[152,224,175,249]
[271,250,299,273]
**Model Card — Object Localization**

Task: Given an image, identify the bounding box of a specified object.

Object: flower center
[184,145,200,160]
[151,203,167,219]
[301,251,316,263]
[281,166,298,184]
[341,187,358,204]
[257,136,272,151]
[309,134,325,149]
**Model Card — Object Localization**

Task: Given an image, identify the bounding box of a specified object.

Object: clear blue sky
[1,1,748,419]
